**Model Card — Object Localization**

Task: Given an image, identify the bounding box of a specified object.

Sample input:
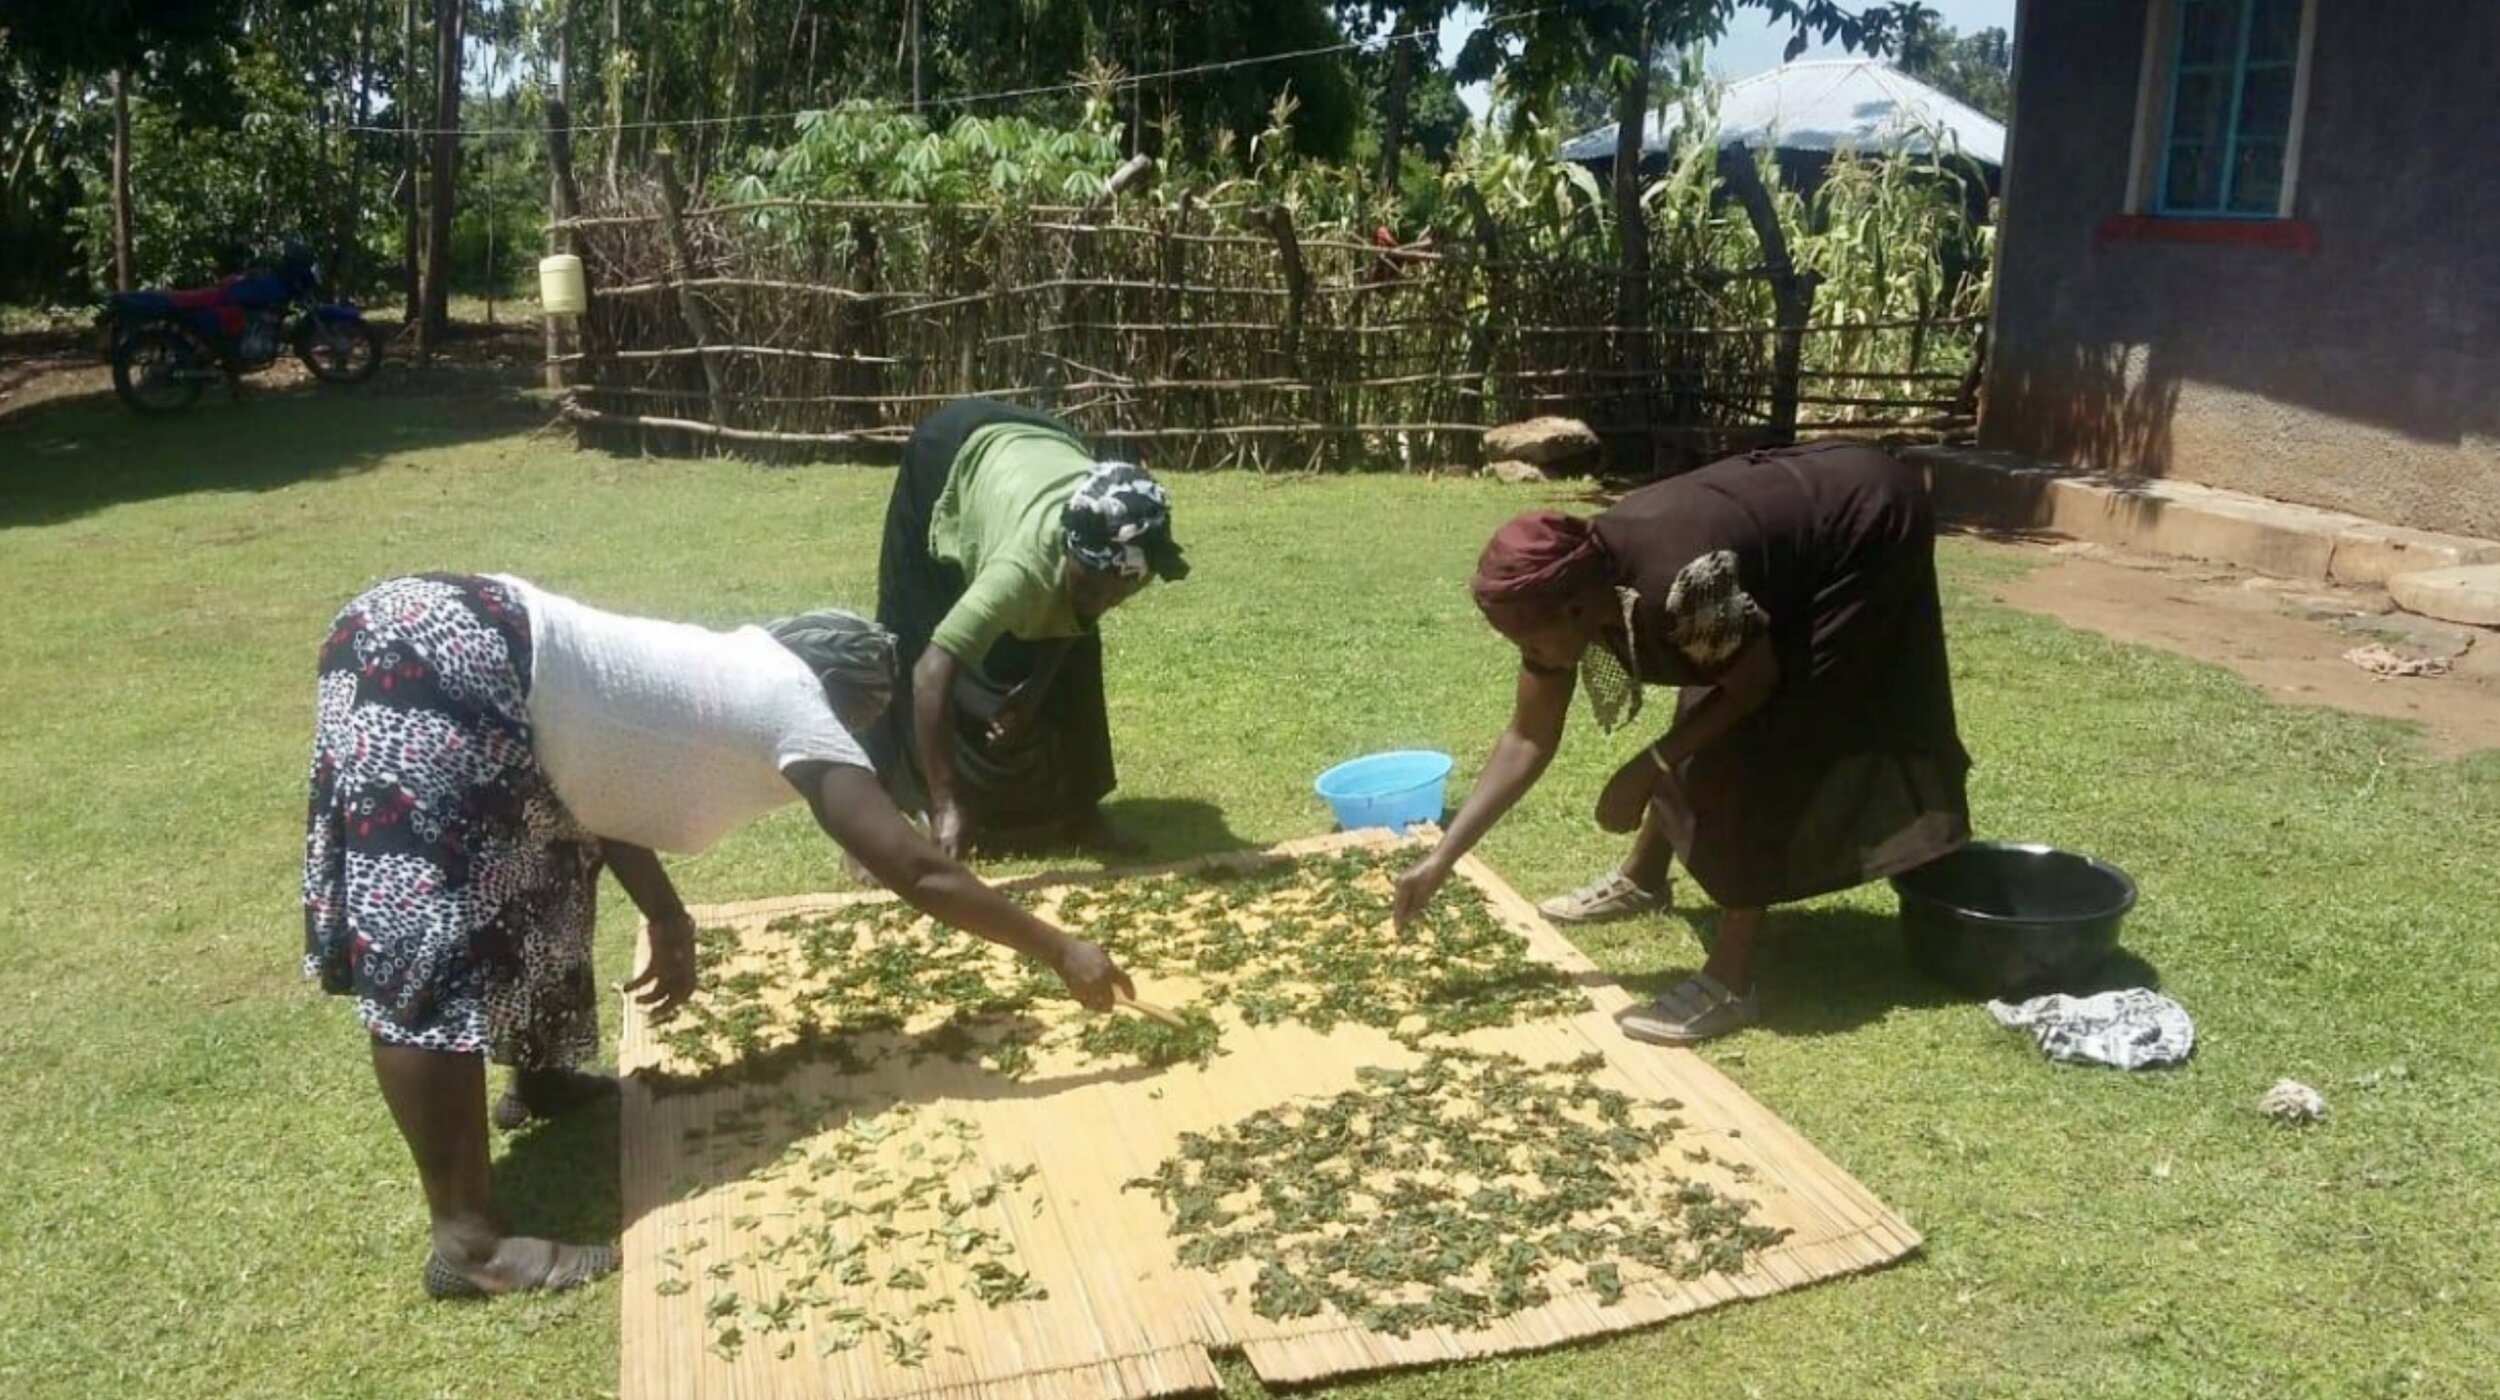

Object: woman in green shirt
[872,399,1188,857]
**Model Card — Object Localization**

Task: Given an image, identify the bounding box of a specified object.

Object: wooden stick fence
[552,186,1983,471]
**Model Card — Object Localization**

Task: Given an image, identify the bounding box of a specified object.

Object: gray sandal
[1538,870,1668,924]
[424,1240,620,1299]
[1618,973,1758,1046]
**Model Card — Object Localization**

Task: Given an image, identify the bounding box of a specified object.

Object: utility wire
[350,3,1559,140]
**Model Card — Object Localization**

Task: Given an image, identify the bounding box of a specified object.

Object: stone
[1485,459,1548,484]
[2329,611,2478,661]
[2328,523,2500,588]
[2388,564,2500,629]
[1482,416,1601,469]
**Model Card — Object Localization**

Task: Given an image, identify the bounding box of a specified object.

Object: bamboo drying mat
[618,831,1919,1400]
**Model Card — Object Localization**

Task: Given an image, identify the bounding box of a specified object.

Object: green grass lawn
[4,377,2497,1399]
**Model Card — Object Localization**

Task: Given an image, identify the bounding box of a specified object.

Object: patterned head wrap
[764,609,898,715]
[1061,461,1189,582]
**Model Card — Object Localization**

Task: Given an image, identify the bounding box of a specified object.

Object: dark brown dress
[1592,441,1970,909]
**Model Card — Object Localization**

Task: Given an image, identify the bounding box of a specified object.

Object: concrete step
[2388,565,2500,628]
[1904,446,2500,588]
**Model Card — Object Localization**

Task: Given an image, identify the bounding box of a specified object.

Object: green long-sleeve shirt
[925,422,1091,661]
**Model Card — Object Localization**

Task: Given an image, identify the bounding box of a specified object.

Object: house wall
[1983,0,2500,539]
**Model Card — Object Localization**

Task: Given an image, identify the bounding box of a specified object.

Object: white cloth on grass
[1985,988,2195,1070]
[496,576,871,853]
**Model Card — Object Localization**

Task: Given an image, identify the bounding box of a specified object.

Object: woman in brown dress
[1392,441,1970,1044]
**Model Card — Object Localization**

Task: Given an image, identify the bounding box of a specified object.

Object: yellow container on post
[538,254,587,316]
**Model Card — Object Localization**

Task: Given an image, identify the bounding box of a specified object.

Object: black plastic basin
[1890,842,2137,998]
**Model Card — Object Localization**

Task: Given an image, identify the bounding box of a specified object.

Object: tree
[1454,1,1915,470]
[416,0,460,355]
[0,0,247,293]
[1895,12,2011,122]
[1334,0,1462,192]
[109,67,133,289]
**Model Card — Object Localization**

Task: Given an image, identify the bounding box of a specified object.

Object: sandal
[491,1067,618,1132]
[424,1239,619,1299]
[1617,973,1758,1046]
[1538,870,1668,924]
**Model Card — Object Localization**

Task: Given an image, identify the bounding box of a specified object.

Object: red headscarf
[1469,510,1609,639]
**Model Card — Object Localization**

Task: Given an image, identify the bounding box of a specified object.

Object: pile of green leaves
[1051,849,1585,1044]
[649,849,1582,1088]
[661,1105,1049,1366]
[650,906,1065,1087]
[1128,1051,1788,1336]
[1075,1006,1225,1068]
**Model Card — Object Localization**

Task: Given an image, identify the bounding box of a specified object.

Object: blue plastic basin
[1314,750,1454,834]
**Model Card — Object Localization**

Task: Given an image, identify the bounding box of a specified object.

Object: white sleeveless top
[495,576,872,853]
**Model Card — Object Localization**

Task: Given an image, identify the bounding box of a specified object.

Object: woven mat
[618,831,1918,1400]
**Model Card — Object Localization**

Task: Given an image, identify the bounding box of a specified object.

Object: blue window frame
[2156,0,2304,216]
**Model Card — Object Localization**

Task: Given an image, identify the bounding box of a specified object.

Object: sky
[1437,0,2018,119]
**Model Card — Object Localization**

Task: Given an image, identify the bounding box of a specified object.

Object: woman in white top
[302,573,1131,1299]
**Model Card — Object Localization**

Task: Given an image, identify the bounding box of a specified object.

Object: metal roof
[1559,59,2006,168]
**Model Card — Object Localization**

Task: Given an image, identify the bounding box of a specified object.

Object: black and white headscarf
[1061,461,1189,582]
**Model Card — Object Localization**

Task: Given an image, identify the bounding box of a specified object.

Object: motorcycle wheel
[110,327,209,414]
[294,316,384,384]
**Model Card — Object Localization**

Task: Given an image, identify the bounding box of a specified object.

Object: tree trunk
[1377,6,1413,198]
[653,151,728,439]
[337,0,376,294]
[908,0,923,108]
[549,1,584,225]
[402,0,422,319]
[1718,145,1813,444]
[109,69,133,291]
[418,0,462,357]
[1610,17,1654,473]
[603,0,625,194]
[546,0,584,390]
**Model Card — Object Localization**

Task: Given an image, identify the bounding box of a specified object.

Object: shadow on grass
[1611,905,2169,1040]
[1096,796,1252,863]
[965,800,1249,868]
[0,363,545,531]
[1611,906,1960,1039]
[495,1092,626,1245]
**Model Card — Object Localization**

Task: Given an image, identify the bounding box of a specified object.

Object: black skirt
[1597,443,1970,909]
[866,399,1117,831]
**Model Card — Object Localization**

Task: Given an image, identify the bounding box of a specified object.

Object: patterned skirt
[301,574,603,1067]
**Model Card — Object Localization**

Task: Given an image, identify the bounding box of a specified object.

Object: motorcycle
[98,240,383,414]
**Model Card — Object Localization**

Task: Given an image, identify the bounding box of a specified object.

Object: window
[2153,0,2310,216]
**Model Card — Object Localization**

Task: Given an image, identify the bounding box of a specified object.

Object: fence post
[1260,204,1312,468]
[1456,186,1502,432]
[1045,154,1155,413]
[653,151,729,440]
[1158,191,1191,385]
[1261,204,1308,372]
[542,94,585,392]
[1718,144,1815,445]
[1609,25,1657,473]
[844,216,884,433]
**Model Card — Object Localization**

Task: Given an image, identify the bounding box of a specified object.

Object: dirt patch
[0,318,544,426]
[1969,536,2500,755]
[0,330,112,421]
